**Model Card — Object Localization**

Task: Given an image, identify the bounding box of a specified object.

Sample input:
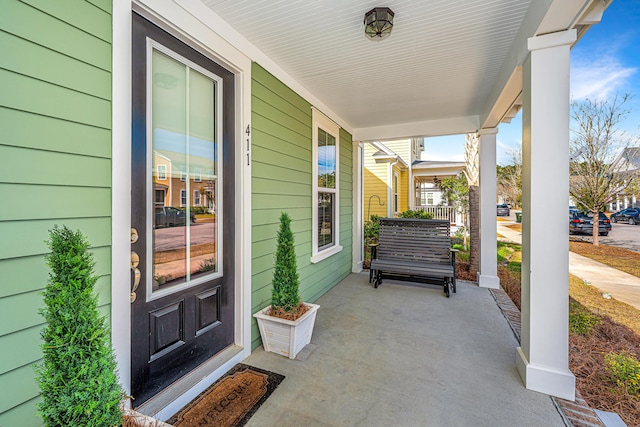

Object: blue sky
[423,0,640,165]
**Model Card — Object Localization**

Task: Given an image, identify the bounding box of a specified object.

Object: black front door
[131,13,235,406]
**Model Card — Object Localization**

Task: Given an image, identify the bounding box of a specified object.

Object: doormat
[167,364,285,427]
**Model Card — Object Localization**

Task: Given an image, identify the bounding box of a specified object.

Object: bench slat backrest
[377,218,451,265]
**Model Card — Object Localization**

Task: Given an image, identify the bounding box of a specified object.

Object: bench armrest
[449,248,458,266]
[369,243,379,260]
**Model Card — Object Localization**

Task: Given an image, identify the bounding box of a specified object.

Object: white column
[478,128,500,288]
[517,29,576,401]
[387,162,393,217]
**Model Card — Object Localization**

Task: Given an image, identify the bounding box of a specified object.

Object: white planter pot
[253,303,320,359]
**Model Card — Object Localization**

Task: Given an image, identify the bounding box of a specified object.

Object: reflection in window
[150,46,220,292]
[318,192,334,249]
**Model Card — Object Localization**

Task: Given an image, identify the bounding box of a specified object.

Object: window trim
[157,164,167,180]
[180,189,187,207]
[311,109,343,263]
[194,189,201,206]
[393,171,399,214]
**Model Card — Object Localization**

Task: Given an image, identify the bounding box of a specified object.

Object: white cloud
[571,55,637,101]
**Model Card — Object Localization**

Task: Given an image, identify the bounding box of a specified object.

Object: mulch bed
[455,261,477,282]
[499,265,640,426]
[569,316,640,425]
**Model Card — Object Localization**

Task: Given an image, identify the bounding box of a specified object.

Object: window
[157,164,167,180]
[427,192,434,205]
[311,109,342,263]
[393,172,399,213]
[154,189,165,206]
[194,190,201,206]
[180,189,187,206]
[194,167,202,182]
[180,166,187,181]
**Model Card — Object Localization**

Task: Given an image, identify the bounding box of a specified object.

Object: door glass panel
[150,47,220,293]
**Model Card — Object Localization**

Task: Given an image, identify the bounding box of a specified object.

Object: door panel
[131,13,235,406]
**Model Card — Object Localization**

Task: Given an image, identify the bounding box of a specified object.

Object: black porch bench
[370,218,458,297]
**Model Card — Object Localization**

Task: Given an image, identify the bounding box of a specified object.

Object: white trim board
[112,0,253,417]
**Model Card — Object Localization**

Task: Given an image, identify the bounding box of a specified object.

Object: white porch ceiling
[200,0,601,140]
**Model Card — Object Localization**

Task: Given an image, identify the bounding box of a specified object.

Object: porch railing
[414,205,460,225]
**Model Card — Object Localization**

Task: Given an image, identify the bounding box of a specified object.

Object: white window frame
[194,189,201,206]
[157,164,167,180]
[180,189,187,207]
[194,167,202,182]
[311,108,343,263]
[393,171,399,214]
[180,166,187,181]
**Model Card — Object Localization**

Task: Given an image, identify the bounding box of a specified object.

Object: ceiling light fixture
[364,7,394,40]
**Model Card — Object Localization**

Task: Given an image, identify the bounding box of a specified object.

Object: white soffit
[199,1,599,138]
[202,1,531,131]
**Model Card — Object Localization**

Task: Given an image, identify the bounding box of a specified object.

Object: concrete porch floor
[244,272,566,426]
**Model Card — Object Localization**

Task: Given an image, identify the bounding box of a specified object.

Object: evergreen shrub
[605,350,640,396]
[398,209,434,219]
[36,225,124,427]
[270,212,302,317]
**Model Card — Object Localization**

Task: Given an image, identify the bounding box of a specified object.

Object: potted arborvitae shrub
[254,212,320,359]
[36,225,125,427]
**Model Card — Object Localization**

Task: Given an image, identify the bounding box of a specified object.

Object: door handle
[131,250,140,303]
[132,267,141,292]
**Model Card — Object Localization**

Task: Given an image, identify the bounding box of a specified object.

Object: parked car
[569,212,611,236]
[610,208,640,225]
[497,204,510,216]
[155,206,196,228]
[569,206,579,214]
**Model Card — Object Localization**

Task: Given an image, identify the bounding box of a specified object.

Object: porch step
[594,409,627,427]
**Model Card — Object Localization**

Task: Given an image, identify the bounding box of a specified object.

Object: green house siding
[0,2,113,425]
[250,63,353,349]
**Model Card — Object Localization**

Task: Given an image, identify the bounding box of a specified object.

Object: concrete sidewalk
[497,221,640,311]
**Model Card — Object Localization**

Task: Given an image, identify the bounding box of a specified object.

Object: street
[500,210,640,253]
[573,221,640,253]
[154,221,216,252]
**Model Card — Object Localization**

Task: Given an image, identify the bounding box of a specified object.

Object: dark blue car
[569,212,611,236]
[610,208,639,225]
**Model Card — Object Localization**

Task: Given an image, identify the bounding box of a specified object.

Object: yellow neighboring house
[364,138,465,222]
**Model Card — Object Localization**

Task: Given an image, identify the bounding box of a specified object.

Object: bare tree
[497,148,522,208]
[570,94,639,245]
